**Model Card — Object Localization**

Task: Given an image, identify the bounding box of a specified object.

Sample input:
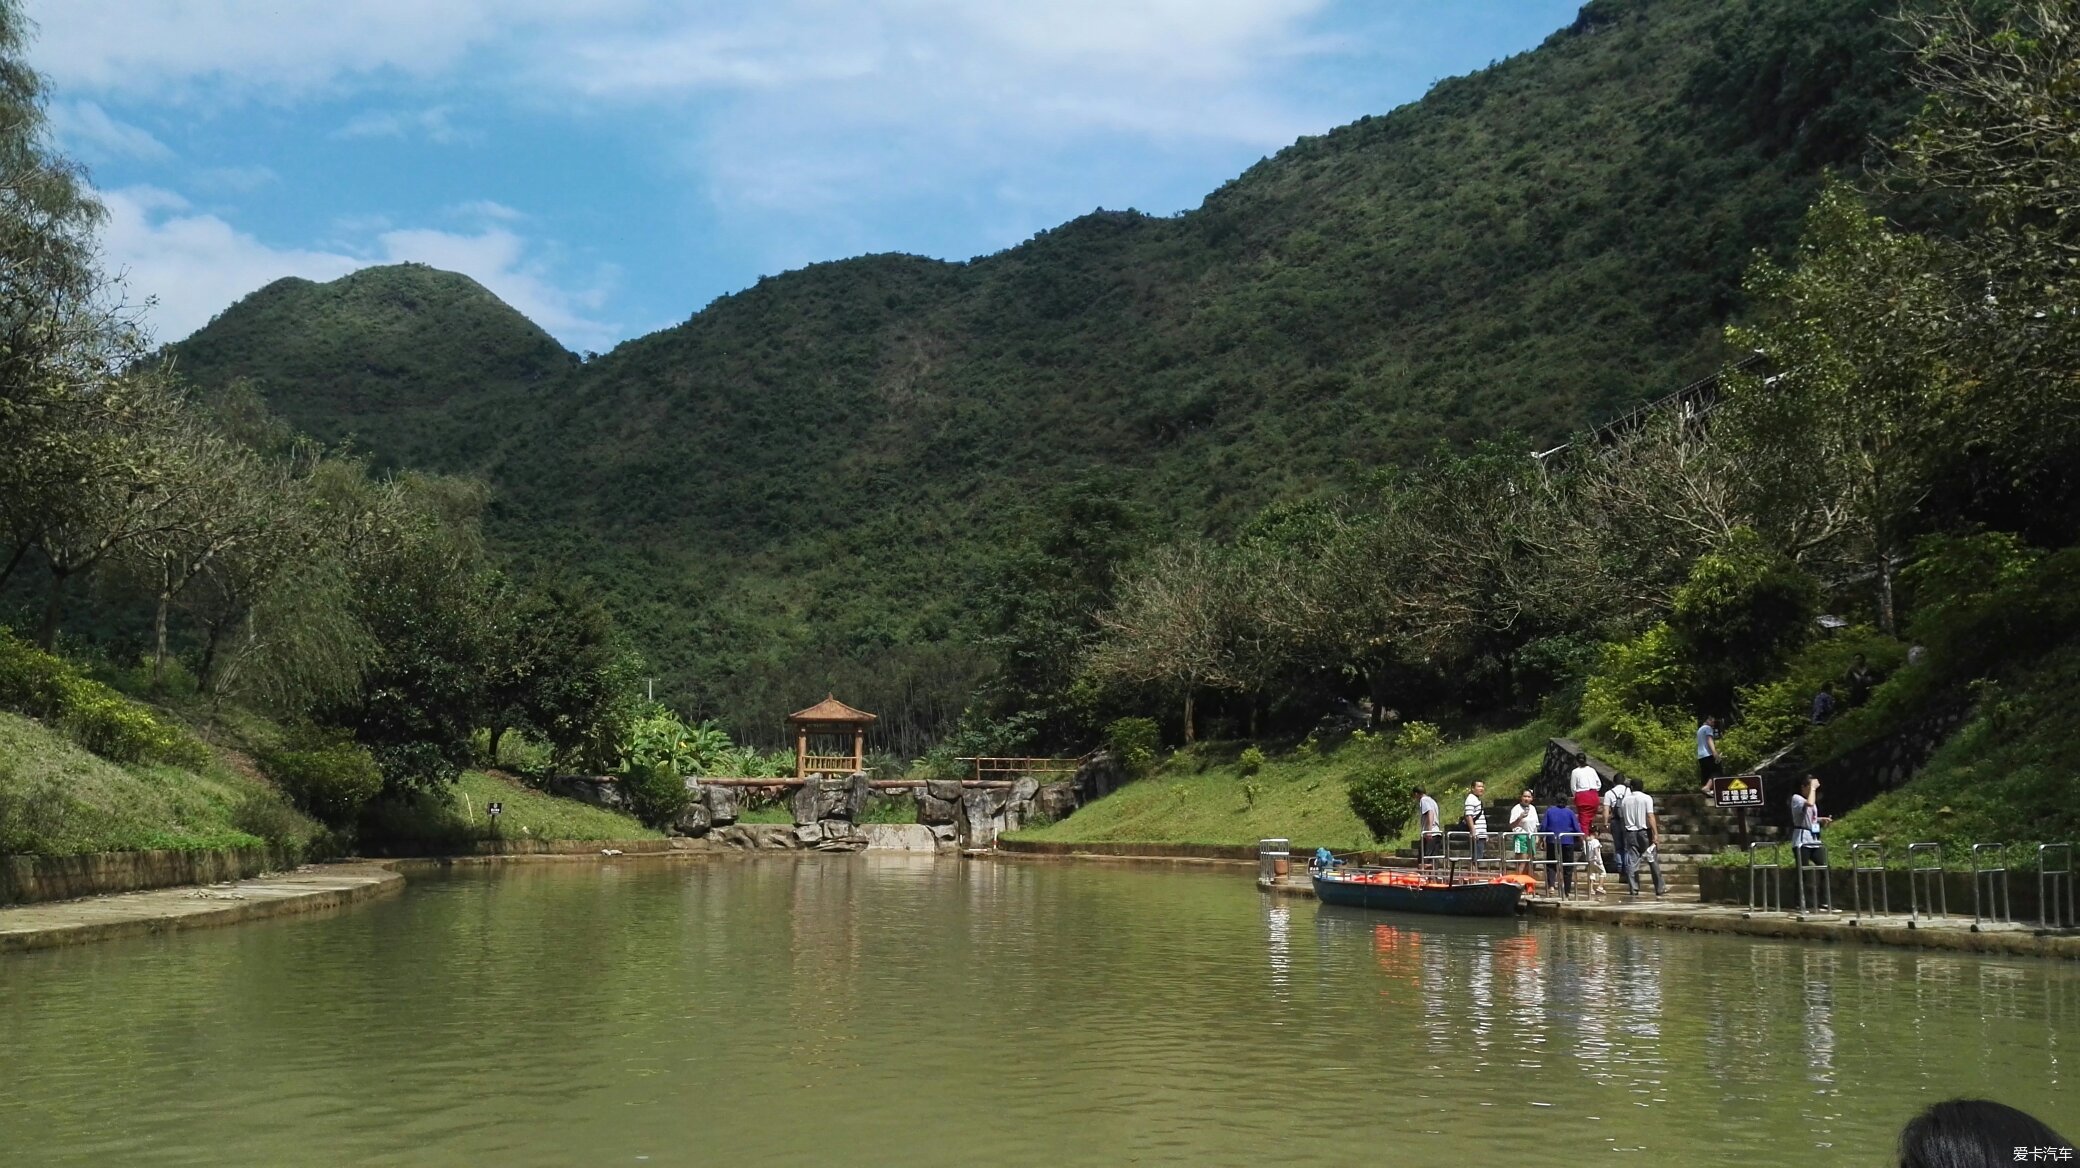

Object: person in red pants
[1568,751,1601,835]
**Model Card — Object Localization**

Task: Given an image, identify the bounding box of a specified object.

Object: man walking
[1695,715,1721,794]
[1415,786,1442,869]
[1620,783,1664,897]
[1602,773,1631,883]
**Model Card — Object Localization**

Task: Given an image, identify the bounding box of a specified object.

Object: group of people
[1810,651,1881,726]
[1411,754,1664,897]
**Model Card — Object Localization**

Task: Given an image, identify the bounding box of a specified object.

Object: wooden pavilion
[788,695,877,778]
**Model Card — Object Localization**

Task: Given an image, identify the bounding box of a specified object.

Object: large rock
[924,779,966,804]
[671,800,712,837]
[791,777,850,825]
[1034,782,1077,822]
[704,784,739,826]
[548,775,629,811]
[843,771,874,821]
[1073,751,1125,803]
[815,819,868,852]
[917,794,960,826]
[961,788,1006,846]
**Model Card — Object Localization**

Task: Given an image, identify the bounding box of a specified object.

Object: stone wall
[1756,691,1973,827]
[672,770,1076,852]
[1,845,297,906]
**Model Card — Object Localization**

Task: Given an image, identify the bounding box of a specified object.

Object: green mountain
[169,263,578,472]
[169,0,1920,744]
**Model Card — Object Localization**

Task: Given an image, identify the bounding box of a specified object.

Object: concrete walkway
[0,863,404,955]
[1259,871,2080,960]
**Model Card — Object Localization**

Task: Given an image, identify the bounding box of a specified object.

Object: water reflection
[0,863,2073,1168]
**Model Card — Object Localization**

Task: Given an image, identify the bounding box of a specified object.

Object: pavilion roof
[786,695,878,724]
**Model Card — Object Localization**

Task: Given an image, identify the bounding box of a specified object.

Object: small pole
[646,677,655,703]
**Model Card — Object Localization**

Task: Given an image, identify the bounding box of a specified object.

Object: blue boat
[1311,870,1526,917]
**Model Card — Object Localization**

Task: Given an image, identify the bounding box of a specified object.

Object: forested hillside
[169,0,1921,746]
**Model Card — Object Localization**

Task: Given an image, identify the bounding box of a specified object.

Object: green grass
[0,711,321,856]
[443,771,660,843]
[1006,722,1552,851]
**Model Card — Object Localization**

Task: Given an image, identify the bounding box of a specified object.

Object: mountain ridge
[168,0,1922,741]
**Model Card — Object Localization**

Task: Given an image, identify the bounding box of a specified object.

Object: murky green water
[0,857,2073,1165]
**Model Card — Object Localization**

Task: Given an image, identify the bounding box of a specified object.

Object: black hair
[1575,751,1588,766]
[1412,786,1426,796]
[1899,1099,2069,1168]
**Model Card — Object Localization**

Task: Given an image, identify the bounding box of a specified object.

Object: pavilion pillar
[852,726,864,774]
[795,725,808,779]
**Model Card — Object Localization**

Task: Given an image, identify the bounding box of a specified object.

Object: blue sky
[29,1,1583,352]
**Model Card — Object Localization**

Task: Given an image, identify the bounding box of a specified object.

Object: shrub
[622,761,691,828]
[260,739,385,825]
[1237,745,1267,775]
[1106,717,1160,777]
[1718,627,1905,768]
[1347,762,1420,842]
[1392,720,1445,755]
[231,793,315,854]
[0,631,208,768]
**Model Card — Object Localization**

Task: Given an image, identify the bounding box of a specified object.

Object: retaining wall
[0,845,298,907]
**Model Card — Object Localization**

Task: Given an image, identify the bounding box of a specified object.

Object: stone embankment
[552,761,1096,851]
[0,862,404,954]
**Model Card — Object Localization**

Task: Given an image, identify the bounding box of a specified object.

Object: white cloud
[334,106,470,144]
[97,187,361,340]
[375,226,619,351]
[47,100,171,162]
[95,186,616,350]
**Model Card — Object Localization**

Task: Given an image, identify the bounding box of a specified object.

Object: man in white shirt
[1602,776,1631,882]
[1506,789,1538,875]
[1415,786,1441,867]
[1619,785,1664,897]
[1462,781,1488,861]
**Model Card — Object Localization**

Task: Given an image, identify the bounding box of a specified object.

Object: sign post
[1711,774,1763,845]
[487,801,503,836]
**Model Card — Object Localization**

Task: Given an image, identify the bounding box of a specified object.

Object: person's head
[1820,684,1833,696]
[1898,1098,2070,1168]
[1575,751,1588,767]
[1802,775,1820,800]
[1519,789,1534,804]
[1855,652,1868,666]
[1413,786,1427,800]
[1472,781,1485,798]
[1705,714,1718,728]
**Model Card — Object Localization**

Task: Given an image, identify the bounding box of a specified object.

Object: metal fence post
[1850,841,1887,919]
[1258,838,1289,886]
[1443,831,1471,885]
[1747,841,1781,912]
[1908,842,1946,922]
[1971,843,2011,927]
[2039,843,2075,930]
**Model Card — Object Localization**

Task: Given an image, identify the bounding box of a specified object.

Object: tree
[482,579,643,771]
[1086,539,1240,743]
[1722,180,1957,631]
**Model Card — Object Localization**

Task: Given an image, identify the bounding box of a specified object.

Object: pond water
[0,857,2074,1166]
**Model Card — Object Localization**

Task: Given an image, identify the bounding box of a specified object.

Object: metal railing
[1257,838,1289,886]
[2040,843,2075,931]
[1532,832,1586,900]
[1850,841,1888,919]
[1971,843,2012,927]
[1747,842,1784,912]
[1909,843,1947,922]
[1794,841,1834,913]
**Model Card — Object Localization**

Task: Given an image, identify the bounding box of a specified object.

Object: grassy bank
[0,711,322,856]
[1007,722,1552,851]
[358,770,659,852]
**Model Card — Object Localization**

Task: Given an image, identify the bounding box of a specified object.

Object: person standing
[1539,796,1580,896]
[1462,781,1489,862]
[1507,788,1538,875]
[1811,685,1835,725]
[1621,783,1664,897]
[1695,715,1721,794]
[1844,653,1876,707]
[1602,774,1631,882]
[1789,776,1833,910]
[1416,786,1442,867]
[1569,751,1601,836]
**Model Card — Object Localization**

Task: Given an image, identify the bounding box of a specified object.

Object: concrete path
[0,863,404,955]
[1260,871,2080,960]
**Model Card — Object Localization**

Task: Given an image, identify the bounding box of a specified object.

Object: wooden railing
[957,755,1087,782]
